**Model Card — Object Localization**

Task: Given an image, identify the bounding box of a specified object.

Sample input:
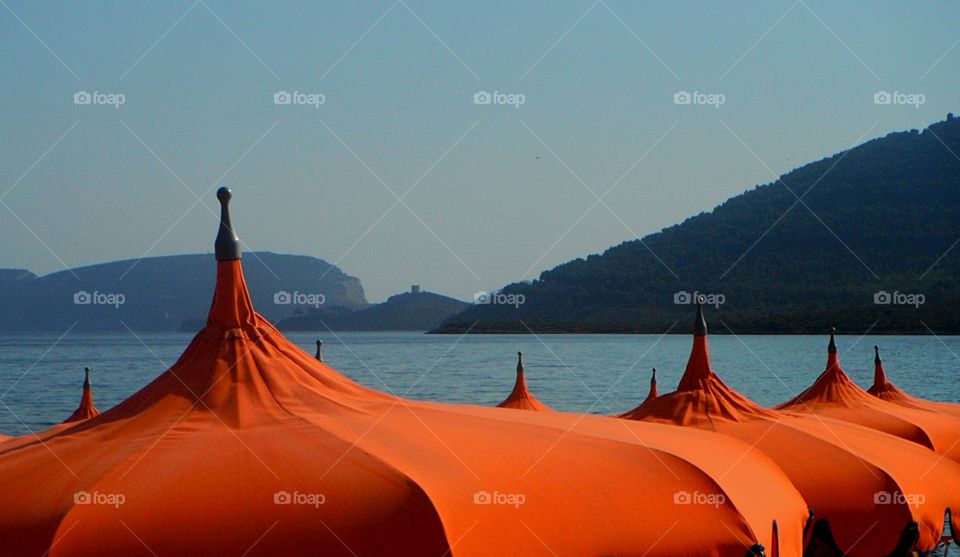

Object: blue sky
[1,1,958,301]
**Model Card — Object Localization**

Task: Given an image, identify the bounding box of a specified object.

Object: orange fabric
[496,354,552,411]
[0,259,810,557]
[868,347,960,417]
[64,369,100,423]
[625,323,960,556]
[778,338,960,465]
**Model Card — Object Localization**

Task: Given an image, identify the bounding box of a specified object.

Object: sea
[2,331,958,434]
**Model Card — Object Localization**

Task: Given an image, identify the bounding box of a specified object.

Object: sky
[1,1,958,302]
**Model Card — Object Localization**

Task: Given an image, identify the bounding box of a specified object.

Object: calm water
[2,331,959,435]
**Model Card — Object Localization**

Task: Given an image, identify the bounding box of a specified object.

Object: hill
[279,288,469,331]
[0,253,368,332]
[435,114,960,334]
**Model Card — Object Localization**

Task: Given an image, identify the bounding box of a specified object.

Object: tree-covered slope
[436,115,960,334]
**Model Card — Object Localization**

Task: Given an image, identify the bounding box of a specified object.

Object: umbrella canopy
[0,188,810,557]
[64,368,100,423]
[618,368,660,419]
[496,352,552,411]
[778,332,960,465]
[624,302,960,556]
[868,345,960,417]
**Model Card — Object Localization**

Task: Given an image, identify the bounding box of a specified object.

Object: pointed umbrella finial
[874,344,881,364]
[215,187,241,261]
[517,351,524,373]
[83,366,91,389]
[315,340,323,362]
[828,327,837,354]
[694,297,708,336]
[645,367,659,402]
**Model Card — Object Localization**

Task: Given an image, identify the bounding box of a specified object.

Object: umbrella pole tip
[214,186,241,261]
[651,367,656,383]
[828,327,837,353]
[874,344,881,362]
[83,367,91,387]
[315,340,323,361]
[693,297,708,336]
[516,351,523,372]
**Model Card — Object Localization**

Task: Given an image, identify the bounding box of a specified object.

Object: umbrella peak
[64,367,100,423]
[645,368,659,402]
[871,345,891,391]
[315,340,323,361]
[497,352,552,411]
[206,190,263,335]
[678,303,712,390]
[215,186,241,262]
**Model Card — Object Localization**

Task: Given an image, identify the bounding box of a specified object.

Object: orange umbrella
[0,189,809,557]
[618,368,659,419]
[496,352,552,411]
[0,368,101,449]
[64,368,100,423]
[624,302,960,556]
[778,332,960,465]
[868,345,960,417]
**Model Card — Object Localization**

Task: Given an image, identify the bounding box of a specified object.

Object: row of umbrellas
[502,306,960,556]
[0,188,956,557]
